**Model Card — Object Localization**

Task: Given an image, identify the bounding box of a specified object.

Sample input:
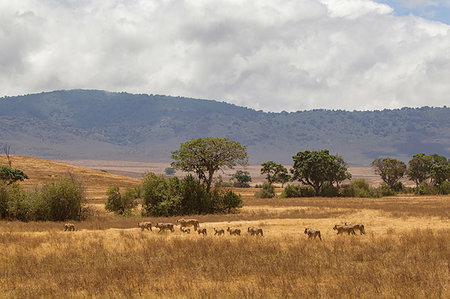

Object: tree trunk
[206,171,214,193]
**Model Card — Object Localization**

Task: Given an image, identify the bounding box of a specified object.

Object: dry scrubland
[0,156,449,298]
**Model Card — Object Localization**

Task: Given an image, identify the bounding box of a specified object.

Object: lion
[213,228,225,236]
[64,223,76,231]
[333,224,356,235]
[138,222,152,231]
[177,218,200,231]
[247,227,263,236]
[304,228,322,241]
[227,227,241,236]
[345,223,366,235]
[155,223,175,233]
[180,226,191,234]
[197,228,207,236]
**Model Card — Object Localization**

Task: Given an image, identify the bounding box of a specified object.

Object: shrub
[105,185,138,215]
[254,182,275,198]
[140,173,242,216]
[415,182,438,195]
[391,181,405,192]
[39,178,86,221]
[217,190,243,213]
[298,185,315,197]
[440,181,450,195]
[377,183,396,196]
[141,173,182,217]
[0,182,9,218]
[320,182,339,197]
[280,184,301,198]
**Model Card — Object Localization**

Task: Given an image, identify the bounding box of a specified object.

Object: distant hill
[1,90,449,165]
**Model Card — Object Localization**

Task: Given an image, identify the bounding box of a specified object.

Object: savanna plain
[0,156,449,298]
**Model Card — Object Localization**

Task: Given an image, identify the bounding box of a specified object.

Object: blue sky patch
[374,0,450,24]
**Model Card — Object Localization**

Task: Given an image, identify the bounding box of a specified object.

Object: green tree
[371,158,406,190]
[291,150,351,196]
[0,166,29,185]
[260,161,290,187]
[429,154,449,192]
[171,137,248,192]
[231,170,252,188]
[105,185,138,215]
[407,154,432,186]
[164,167,176,175]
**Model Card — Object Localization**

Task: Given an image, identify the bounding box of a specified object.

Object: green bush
[391,181,405,192]
[280,184,301,198]
[141,173,242,216]
[320,182,339,197]
[105,185,138,215]
[298,185,315,197]
[39,178,86,221]
[377,183,396,196]
[254,182,275,198]
[0,182,9,218]
[415,182,438,195]
[440,181,450,195]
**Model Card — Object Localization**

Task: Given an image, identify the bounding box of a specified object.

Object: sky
[1,0,449,112]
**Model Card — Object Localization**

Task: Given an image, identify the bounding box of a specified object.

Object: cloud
[0,0,449,111]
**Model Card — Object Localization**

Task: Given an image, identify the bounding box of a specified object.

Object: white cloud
[0,0,449,111]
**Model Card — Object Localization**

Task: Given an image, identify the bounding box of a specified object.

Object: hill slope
[1,90,449,164]
[0,155,140,199]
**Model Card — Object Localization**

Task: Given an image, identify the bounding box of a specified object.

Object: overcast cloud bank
[1,0,449,111]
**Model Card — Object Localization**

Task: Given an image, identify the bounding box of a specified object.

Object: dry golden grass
[1,156,449,298]
[0,155,140,199]
[0,229,448,298]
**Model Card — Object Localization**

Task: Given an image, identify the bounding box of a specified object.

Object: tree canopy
[371,158,406,190]
[260,161,290,187]
[231,170,252,188]
[290,150,351,195]
[407,154,432,186]
[171,137,248,192]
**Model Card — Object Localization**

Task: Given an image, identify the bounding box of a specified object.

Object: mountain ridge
[1,89,449,165]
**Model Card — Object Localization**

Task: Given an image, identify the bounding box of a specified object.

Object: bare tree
[2,143,13,167]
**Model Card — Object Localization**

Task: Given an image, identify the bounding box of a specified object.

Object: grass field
[0,155,449,298]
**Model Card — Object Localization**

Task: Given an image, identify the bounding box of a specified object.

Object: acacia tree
[231,170,252,188]
[290,150,351,196]
[0,166,29,185]
[371,158,406,190]
[260,161,289,187]
[429,154,449,191]
[171,137,248,192]
[407,154,432,187]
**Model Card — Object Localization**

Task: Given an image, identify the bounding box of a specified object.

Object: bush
[141,173,242,217]
[280,184,301,198]
[440,181,450,195]
[340,179,381,198]
[105,185,138,215]
[254,182,275,198]
[39,178,86,221]
[377,183,396,196]
[320,183,339,197]
[415,182,438,195]
[141,173,182,217]
[391,181,405,192]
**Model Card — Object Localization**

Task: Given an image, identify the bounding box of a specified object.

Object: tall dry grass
[0,229,448,298]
